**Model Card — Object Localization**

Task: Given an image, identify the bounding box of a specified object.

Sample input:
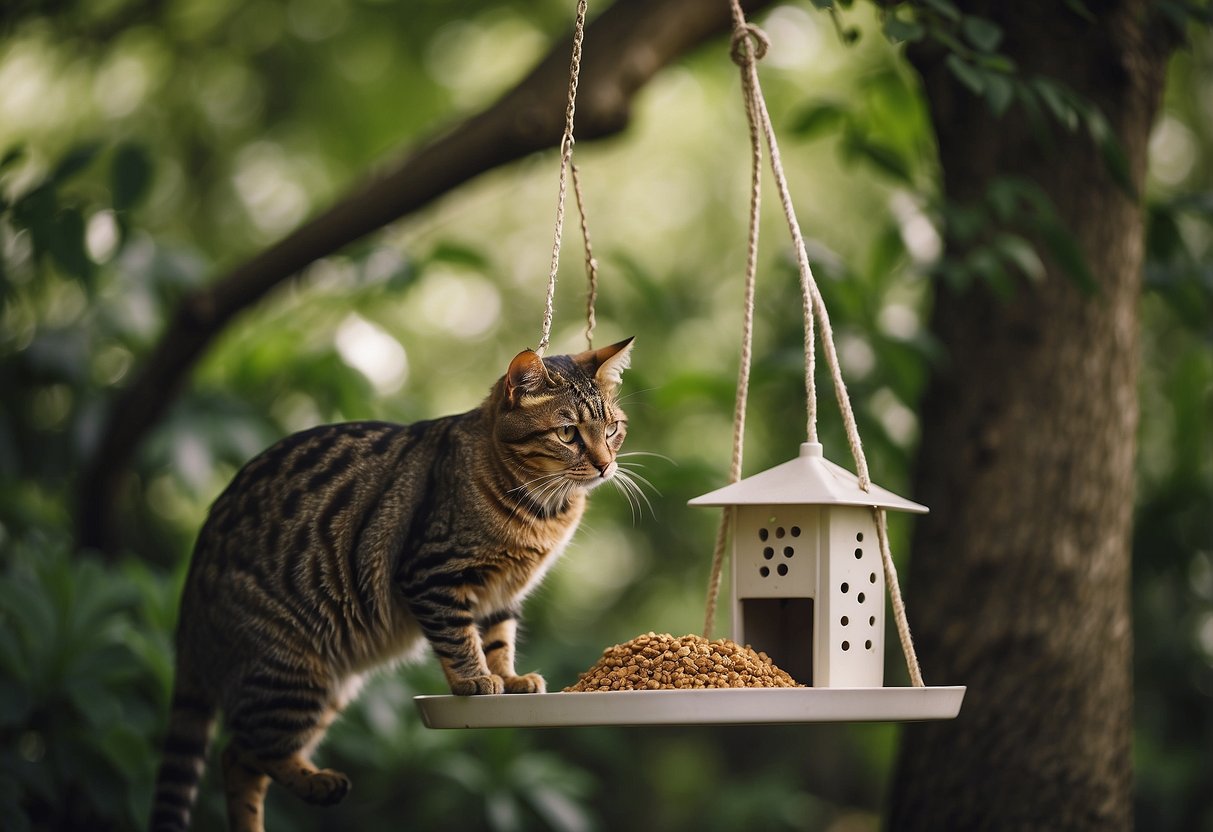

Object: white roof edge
[687,443,929,514]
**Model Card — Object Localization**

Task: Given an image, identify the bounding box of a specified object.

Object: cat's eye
[605,421,621,438]
[556,425,577,444]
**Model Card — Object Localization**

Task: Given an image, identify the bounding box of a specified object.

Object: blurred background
[0,1,1208,830]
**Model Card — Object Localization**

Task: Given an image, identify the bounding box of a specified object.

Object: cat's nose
[595,460,616,479]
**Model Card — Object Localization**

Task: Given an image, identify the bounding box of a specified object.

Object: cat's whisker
[504,477,557,534]
[614,386,657,404]
[616,478,640,525]
[517,471,578,532]
[616,463,661,496]
[505,466,566,494]
[531,477,566,514]
[617,450,677,465]
[609,468,655,523]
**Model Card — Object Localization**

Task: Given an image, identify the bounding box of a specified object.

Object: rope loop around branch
[729,23,770,66]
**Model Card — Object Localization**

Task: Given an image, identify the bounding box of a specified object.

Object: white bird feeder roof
[688,442,928,514]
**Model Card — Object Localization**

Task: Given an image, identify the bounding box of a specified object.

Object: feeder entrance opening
[741,598,814,686]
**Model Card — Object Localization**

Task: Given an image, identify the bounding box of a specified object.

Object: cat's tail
[149,668,218,832]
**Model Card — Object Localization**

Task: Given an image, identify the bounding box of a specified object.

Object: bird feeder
[688,441,927,689]
[415,443,964,728]
[411,0,966,730]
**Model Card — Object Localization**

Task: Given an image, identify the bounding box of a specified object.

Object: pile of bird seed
[563,632,803,691]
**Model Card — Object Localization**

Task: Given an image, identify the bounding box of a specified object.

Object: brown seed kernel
[563,633,803,692]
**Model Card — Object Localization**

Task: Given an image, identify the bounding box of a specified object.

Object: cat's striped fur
[149,338,634,832]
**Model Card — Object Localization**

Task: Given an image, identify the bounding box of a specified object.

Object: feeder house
[689,442,927,688]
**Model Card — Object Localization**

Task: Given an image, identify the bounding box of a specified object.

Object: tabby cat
[149,337,634,832]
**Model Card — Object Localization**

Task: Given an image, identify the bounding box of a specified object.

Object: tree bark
[891,2,1175,829]
[75,0,775,555]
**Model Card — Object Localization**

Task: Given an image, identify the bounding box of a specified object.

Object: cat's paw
[299,769,351,806]
[450,674,504,695]
[503,673,546,694]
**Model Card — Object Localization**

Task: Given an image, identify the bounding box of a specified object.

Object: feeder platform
[414,686,965,729]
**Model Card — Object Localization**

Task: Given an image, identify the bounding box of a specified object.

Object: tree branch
[76,0,776,554]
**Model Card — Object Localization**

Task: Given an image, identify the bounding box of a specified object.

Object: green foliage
[0,1,1208,831]
[930,176,1094,296]
[1146,193,1213,331]
[0,534,176,831]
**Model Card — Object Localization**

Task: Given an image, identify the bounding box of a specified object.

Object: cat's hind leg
[226,667,352,808]
[221,744,270,832]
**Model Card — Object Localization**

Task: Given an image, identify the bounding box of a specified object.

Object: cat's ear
[506,349,553,406]
[576,336,634,390]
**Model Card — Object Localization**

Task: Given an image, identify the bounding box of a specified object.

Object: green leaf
[982,71,1015,117]
[0,145,24,175]
[1085,111,1137,198]
[922,0,962,22]
[976,53,1018,73]
[1146,202,1185,262]
[0,610,26,675]
[844,135,913,184]
[882,15,925,43]
[945,54,985,95]
[1098,131,1137,199]
[992,233,1046,282]
[68,675,124,728]
[1040,220,1096,293]
[100,722,152,783]
[0,577,54,662]
[0,678,32,727]
[49,207,94,281]
[788,101,848,139]
[51,141,103,184]
[1064,0,1098,22]
[967,247,1015,299]
[961,15,1003,52]
[1033,79,1079,131]
[111,142,153,213]
[934,259,972,291]
[11,184,56,241]
[941,202,987,242]
[867,223,908,282]
[426,240,489,269]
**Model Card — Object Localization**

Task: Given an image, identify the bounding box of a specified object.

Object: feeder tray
[415,686,965,729]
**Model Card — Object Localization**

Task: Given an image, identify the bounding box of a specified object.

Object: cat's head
[494,337,633,492]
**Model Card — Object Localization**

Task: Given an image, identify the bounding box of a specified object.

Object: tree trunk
[890,3,1174,829]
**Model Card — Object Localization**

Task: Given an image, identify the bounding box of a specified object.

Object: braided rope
[705,1,923,687]
[571,161,600,350]
[538,0,600,357]
[702,23,764,640]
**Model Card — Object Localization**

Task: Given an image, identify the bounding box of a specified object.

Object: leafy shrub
[0,534,176,832]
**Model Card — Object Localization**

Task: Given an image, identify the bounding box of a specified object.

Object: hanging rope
[702,20,764,640]
[537,0,599,357]
[571,161,600,350]
[874,506,924,686]
[704,0,924,687]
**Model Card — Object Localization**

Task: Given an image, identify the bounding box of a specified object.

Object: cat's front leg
[478,608,546,694]
[406,593,503,695]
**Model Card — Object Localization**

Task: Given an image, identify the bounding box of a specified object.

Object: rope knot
[730,23,770,66]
